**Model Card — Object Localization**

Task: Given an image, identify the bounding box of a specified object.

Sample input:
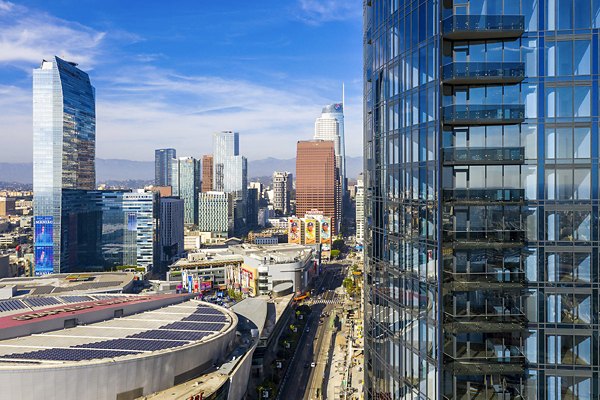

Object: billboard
[34,216,54,276]
[34,246,54,276]
[305,218,316,244]
[288,218,301,244]
[34,216,53,246]
[320,217,331,245]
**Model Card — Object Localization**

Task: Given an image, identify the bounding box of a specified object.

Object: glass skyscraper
[155,148,176,187]
[315,103,347,194]
[171,156,201,225]
[364,1,599,399]
[33,56,96,274]
[213,131,248,201]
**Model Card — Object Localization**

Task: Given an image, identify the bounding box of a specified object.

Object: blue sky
[0,0,363,162]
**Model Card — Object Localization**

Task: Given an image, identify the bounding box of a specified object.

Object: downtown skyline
[0,0,363,163]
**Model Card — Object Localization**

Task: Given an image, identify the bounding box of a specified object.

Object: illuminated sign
[34,216,54,276]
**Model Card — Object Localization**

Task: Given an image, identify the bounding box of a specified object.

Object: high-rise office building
[296,140,339,234]
[272,171,293,215]
[355,174,364,245]
[154,148,176,187]
[171,157,201,225]
[33,57,96,275]
[212,131,248,201]
[246,187,259,228]
[315,103,346,194]
[364,1,599,399]
[197,191,232,237]
[212,131,248,233]
[202,155,214,192]
[158,197,184,266]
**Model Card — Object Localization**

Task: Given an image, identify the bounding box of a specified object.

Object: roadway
[277,262,347,400]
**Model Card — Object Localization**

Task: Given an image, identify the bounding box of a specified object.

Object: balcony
[442,15,525,40]
[443,383,524,400]
[444,308,527,333]
[443,104,525,126]
[442,62,525,85]
[443,230,525,248]
[443,147,525,165]
[442,189,525,204]
[444,270,525,291]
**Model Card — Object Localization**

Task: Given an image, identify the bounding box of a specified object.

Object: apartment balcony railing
[442,15,525,40]
[442,189,525,204]
[442,62,525,85]
[444,270,525,291]
[443,104,525,126]
[443,229,526,244]
[443,147,525,165]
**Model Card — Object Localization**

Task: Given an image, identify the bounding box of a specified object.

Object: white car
[310,362,316,368]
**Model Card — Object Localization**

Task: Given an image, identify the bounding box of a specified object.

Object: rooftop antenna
[342,82,345,111]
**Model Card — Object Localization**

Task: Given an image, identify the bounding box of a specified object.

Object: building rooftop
[0,297,236,368]
[0,272,135,298]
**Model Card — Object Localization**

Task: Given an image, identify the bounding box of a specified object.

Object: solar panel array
[24,297,61,308]
[60,295,93,303]
[129,330,211,342]
[161,321,226,332]
[73,338,189,352]
[182,314,227,323]
[0,302,231,363]
[0,300,27,313]
[4,348,141,362]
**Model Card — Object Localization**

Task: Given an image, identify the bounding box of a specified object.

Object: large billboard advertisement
[288,218,300,244]
[34,216,54,276]
[305,218,316,244]
[320,217,331,245]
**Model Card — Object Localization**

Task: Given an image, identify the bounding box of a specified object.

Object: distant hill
[0,156,364,184]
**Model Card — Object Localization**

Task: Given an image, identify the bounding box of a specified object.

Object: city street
[277,263,346,400]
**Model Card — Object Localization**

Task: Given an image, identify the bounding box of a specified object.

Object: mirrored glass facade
[33,57,96,274]
[364,1,600,398]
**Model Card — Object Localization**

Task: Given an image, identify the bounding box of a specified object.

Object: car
[310,362,316,368]
[305,327,310,333]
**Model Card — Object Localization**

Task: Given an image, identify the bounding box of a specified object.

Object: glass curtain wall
[364,0,600,399]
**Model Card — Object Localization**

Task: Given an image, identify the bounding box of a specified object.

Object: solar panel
[182,314,227,323]
[0,300,27,313]
[59,295,93,303]
[24,297,61,308]
[129,330,211,342]
[193,307,223,315]
[3,348,141,361]
[161,322,226,332]
[74,338,189,352]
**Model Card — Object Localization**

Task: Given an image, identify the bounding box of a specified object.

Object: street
[277,262,348,400]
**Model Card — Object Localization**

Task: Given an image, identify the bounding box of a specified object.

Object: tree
[331,249,341,259]
[332,238,345,251]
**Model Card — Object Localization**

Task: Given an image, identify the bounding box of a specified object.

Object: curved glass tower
[33,56,96,274]
[364,1,599,399]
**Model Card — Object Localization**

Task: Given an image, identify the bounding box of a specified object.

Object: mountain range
[0,157,364,184]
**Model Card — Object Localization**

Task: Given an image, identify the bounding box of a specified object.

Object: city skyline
[0,0,363,163]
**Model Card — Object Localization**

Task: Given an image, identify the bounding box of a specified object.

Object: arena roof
[0,298,236,367]
[0,272,135,297]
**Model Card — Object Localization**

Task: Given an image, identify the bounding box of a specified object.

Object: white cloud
[297,0,362,24]
[0,2,139,69]
[94,66,363,162]
[0,2,364,166]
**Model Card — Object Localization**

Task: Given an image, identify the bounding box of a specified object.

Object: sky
[0,0,363,163]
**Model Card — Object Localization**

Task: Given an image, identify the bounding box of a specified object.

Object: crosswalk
[305,298,345,306]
